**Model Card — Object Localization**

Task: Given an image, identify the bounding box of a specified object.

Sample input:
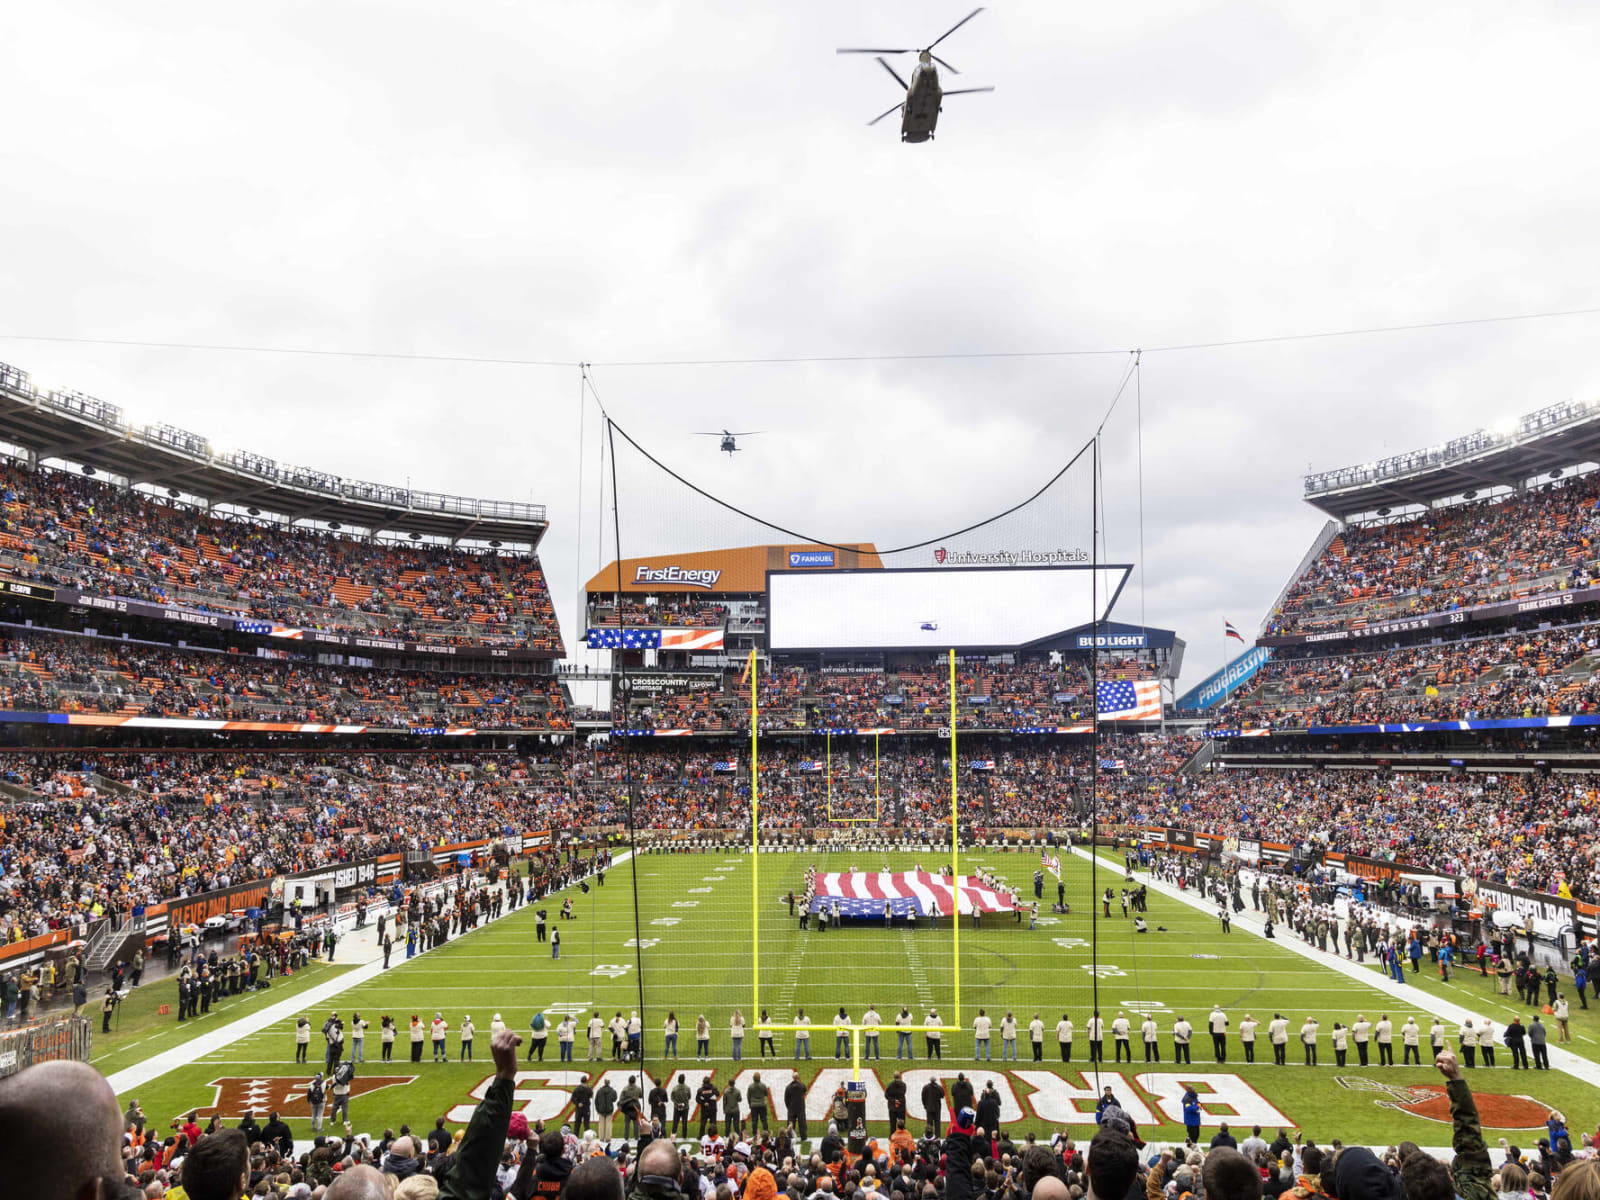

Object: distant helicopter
[838,7,994,142]
[695,430,764,457]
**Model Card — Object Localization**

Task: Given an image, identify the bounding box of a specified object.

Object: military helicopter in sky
[695,430,764,457]
[837,7,994,142]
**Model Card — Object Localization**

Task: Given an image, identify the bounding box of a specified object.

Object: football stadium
[3,358,1599,1171]
[4,9,1600,1200]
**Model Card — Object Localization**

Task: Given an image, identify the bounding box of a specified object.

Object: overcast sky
[4,1,1599,696]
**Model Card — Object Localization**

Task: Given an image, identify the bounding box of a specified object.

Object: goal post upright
[750,647,760,1022]
[949,647,960,1031]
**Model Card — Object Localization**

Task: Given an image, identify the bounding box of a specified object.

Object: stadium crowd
[0,751,566,942]
[0,459,563,649]
[0,629,571,730]
[1218,627,1600,729]
[588,598,730,628]
[7,1026,1600,1200]
[5,737,1599,938]
[616,660,1151,734]
[1265,477,1600,637]
[1105,767,1599,904]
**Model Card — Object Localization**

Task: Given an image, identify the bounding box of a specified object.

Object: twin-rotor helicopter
[837,7,994,142]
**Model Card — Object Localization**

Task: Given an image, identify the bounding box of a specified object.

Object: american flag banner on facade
[1095,679,1162,721]
[660,628,725,650]
[586,627,661,650]
[808,871,1016,917]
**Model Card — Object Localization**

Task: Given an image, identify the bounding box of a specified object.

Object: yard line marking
[102,853,631,1097]
[1085,848,1600,1091]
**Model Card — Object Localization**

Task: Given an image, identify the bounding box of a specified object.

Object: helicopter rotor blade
[867,103,904,127]
[940,87,994,96]
[925,6,984,53]
[837,47,914,55]
[929,54,960,75]
[876,56,910,90]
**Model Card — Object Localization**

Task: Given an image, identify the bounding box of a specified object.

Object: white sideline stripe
[103,854,632,1097]
[1075,847,1600,1089]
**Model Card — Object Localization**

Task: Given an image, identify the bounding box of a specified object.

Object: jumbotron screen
[766,564,1131,651]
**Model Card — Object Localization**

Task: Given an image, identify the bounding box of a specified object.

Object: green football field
[111,848,1600,1146]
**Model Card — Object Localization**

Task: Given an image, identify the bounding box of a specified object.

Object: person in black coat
[784,1076,808,1142]
[950,1074,975,1117]
[975,1083,1001,1136]
[943,1109,979,1200]
[510,1130,572,1200]
[885,1073,908,1130]
[260,1111,293,1157]
[922,1079,946,1138]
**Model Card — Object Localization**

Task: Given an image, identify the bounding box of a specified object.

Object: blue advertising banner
[787,550,836,568]
[1175,645,1272,712]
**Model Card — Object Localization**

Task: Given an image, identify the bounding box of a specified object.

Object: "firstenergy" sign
[633,566,723,589]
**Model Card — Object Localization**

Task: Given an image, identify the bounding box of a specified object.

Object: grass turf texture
[114,851,1598,1145]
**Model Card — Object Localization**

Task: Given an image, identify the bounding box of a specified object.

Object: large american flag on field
[808,871,1016,917]
[1095,679,1162,721]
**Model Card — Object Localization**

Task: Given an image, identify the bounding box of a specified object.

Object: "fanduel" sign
[633,565,723,589]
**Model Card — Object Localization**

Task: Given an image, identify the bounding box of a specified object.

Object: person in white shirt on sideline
[1267,1013,1289,1065]
[1331,1021,1348,1067]
[1299,1016,1319,1066]
[1141,1015,1160,1062]
[973,1009,993,1060]
[1055,1014,1073,1062]
[793,1008,813,1060]
[459,1014,476,1061]
[1172,1014,1193,1064]
[1459,1018,1478,1068]
[1028,1013,1045,1061]
[834,1008,851,1059]
[1111,1012,1132,1063]
[1086,1011,1104,1063]
[1401,1016,1421,1065]
[1208,1005,1229,1063]
[1352,1014,1372,1067]
[1375,1014,1394,1066]
[1000,1011,1018,1061]
[924,1009,942,1059]
[861,1007,881,1060]
[1239,1013,1258,1063]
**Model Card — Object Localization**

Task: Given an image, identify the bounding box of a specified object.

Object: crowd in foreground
[5,1031,1600,1200]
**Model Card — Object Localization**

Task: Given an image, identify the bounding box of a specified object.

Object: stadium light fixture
[166,487,181,499]
[1551,468,1564,479]
[80,464,95,476]
[327,521,342,531]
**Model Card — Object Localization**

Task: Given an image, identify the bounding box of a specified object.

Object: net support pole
[750,648,760,1021]
[949,647,960,1030]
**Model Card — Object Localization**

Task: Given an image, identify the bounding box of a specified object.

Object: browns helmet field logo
[1335,1076,1549,1129]
[193,1075,416,1119]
